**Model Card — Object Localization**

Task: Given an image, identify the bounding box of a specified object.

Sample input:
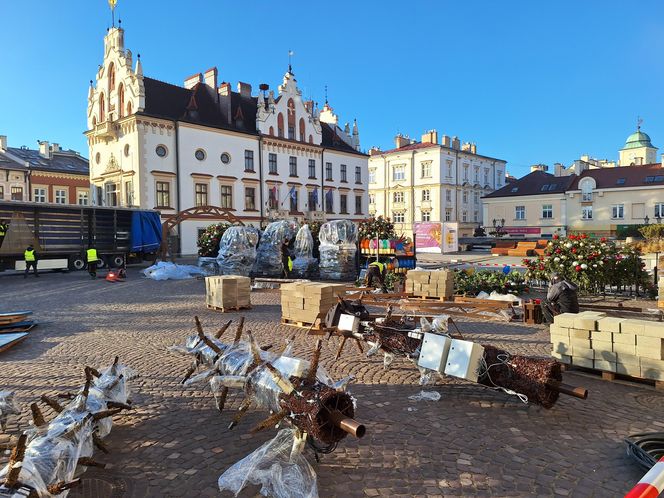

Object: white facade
[368,131,507,238]
[86,27,368,255]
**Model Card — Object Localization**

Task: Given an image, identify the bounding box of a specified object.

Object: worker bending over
[365,259,388,292]
[541,272,579,324]
[87,245,99,279]
[24,245,38,278]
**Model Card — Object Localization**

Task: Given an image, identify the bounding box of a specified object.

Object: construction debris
[0,392,19,432]
[170,317,364,498]
[0,358,134,497]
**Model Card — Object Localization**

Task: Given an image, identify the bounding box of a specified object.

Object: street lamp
[644,215,650,225]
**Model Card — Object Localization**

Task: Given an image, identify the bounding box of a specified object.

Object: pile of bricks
[280,282,345,325]
[205,275,251,312]
[550,311,664,382]
[406,270,455,299]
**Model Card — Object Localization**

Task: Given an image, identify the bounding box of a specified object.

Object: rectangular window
[355,166,362,183]
[462,210,468,222]
[104,183,117,206]
[656,203,664,218]
[421,162,431,178]
[369,169,376,184]
[463,164,469,181]
[340,194,348,214]
[288,126,295,140]
[355,195,362,214]
[0,186,4,199]
[78,191,89,205]
[125,181,133,206]
[308,159,316,179]
[462,191,468,204]
[446,160,453,178]
[542,204,553,219]
[422,189,430,201]
[611,204,624,219]
[445,209,452,222]
[289,156,297,177]
[393,212,405,223]
[341,164,347,182]
[55,189,67,204]
[268,187,279,209]
[484,169,489,185]
[515,205,525,220]
[289,189,299,213]
[11,186,23,201]
[156,181,170,208]
[422,211,431,222]
[582,192,593,202]
[582,206,593,220]
[308,190,317,211]
[269,153,278,174]
[473,192,479,204]
[34,188,46,203]
[393,165,405,181]
[369,193,376,205]
[474,167,479,183]
[195,183,208,207]
[244,150,254,172]
[245,187,256,210]
[393,191,404,203]
[474,210,478,222]
[325,162,333,181]
[325,192,334,214]
[220,185,233,209]
[446,189,451,202]
[497,170,503,186]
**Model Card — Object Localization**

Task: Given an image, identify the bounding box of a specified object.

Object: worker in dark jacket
[24,245,38,278]
[87,245,99,279]
[542,272,580,324]
[281,238,293,278]
[0,220,7,247]
[365,259,388,292]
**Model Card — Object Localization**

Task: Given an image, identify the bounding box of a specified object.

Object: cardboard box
[616,362,641,377]
[570,338,592,349]
[572,346,594,359]
[596,317,626,333]
[616,353,640,366]
[636,344,663,360]
[590,331,613,342]
[570,329,592,339]
[553,313,577,328]
[206,275,251,310]
[549,325,570,338]
[613,342,637,355]
[573,314,605,330]
[594,360,617,372]
[591,339,613,352]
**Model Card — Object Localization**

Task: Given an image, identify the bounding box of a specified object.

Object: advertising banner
[414,222,443,253]
[502,226,541,235]
[442,222,459,253]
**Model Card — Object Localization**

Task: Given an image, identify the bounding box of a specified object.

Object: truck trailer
[0,201,162,272]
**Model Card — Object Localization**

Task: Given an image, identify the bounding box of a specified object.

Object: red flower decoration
[575,265,581,272]
[571,248,577,253]
[553,234,559,240]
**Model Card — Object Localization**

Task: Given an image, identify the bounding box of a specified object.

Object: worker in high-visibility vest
[281,238,292,278]
[24,245,38,278]
[366,259,387,292]
[0,219,7,247]
[87,245,99,279]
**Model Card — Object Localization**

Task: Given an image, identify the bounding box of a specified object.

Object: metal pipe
[327,409,366,438]
[546,381,588,400]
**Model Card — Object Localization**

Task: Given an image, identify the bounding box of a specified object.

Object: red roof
[569,163,664,189]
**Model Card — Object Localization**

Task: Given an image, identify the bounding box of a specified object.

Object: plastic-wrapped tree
[319,220,358,281]
[252,221,296,277]
[291,224,318,278]
[217,226,260,276]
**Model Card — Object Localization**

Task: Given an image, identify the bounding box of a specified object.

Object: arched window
[118,83,125,118]
[580,179,594,202]
[299,118,305,142]
[108,62,115,92]
[277,113,284,138]
[92,116,97,127]
[269,126,274,136]
[127,101,132,115]
[99,92,105,122]
[287,99,295,139]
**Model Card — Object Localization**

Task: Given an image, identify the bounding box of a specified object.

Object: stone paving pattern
[1,269,663,497]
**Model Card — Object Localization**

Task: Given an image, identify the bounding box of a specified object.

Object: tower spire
[288,50,294,74]
[108,0,118,28]
[637,115,643,131]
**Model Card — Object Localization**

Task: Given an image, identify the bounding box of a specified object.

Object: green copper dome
[622,129,654,150]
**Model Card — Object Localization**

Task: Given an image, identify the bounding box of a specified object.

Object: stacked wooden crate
[205,275,251,312]
[281,282,345,325]
[550,311,664,382]
[406,270,455,299]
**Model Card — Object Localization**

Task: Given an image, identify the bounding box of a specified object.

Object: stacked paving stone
[205,275,251,311]
[406,270,455,299]
[550,311,664,381]
[281,282,346,324]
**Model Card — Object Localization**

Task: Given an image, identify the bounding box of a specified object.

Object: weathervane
[108,0,118,28]
[637,115,643,131]
[288,49,294,73]
[324,85,328,104]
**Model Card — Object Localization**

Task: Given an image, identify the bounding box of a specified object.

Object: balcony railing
[94,121,116,139]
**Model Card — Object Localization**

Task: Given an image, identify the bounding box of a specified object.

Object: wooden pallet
[411,295,452,302]
[563,364,664,390]
[206,304,252,313]
[281,317,325,331]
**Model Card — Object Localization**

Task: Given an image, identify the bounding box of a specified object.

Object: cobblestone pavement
[1,269,662,497]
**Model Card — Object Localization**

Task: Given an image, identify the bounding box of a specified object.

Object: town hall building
[85,26,368,255]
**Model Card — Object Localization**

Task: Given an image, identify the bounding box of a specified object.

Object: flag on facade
[311,187,319,206]
[289,186,297,201]
[325,189,333,204]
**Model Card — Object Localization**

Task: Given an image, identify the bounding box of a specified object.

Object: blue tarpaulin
[130,211,162,252]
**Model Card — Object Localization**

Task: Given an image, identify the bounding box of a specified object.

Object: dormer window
[511,187,518,193]
[580,178,594,201]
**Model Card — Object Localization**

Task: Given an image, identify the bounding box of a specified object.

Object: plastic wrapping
[142,261,208,280]
[408,390,441,402]
[198,257,219,275]
[0,360,133,497]
[218,428,318,498]
[217,226,260,277]
[252,221,296,277]
[318,220,357,281]
[0,391,20,431]
[291,225,318,279]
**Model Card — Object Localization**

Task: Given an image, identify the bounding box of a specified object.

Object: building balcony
[94,121,117,139]
[421,200,431,210]
[392,201,406,209]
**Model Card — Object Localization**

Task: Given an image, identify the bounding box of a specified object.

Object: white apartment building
[85,27,368,255]
[368,130,507,237]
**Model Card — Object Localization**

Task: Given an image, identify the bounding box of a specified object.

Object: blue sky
[2,0,664,177]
